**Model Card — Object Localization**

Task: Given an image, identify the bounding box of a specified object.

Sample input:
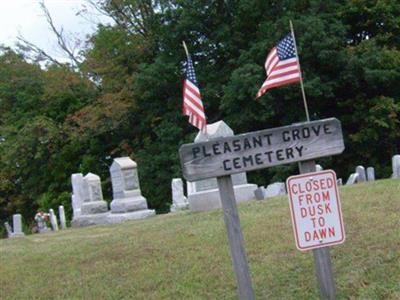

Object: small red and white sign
[287,170,345,251]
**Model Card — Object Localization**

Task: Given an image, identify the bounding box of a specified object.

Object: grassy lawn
[1,179,399,299]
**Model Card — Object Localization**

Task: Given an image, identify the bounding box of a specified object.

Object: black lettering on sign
[243,138,252,150]
[212,143,221,155]
[233,157,241,169]
[264,133,273,145]
[233,140,241,151]
[192,147,200,159]
[276,149,284,161]
[243,155,253,167]
[255,153,263,165]
[311,125,321,136]
[282,131,290,142]
[253,136,263,148]
[286,148,294,159]
[324,124,332,134]
[223,159,231,171]
[223,142,232,153]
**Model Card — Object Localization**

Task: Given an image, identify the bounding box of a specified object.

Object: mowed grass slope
[1,179,399,299]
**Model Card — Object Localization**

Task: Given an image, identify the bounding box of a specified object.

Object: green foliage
[1,0,399,229]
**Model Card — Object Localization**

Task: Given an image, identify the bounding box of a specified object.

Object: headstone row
[345,154,399,185]
[71,157,155,227]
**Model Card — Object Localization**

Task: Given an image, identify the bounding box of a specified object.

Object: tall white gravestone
[58,206,67,229]
[355,165,366,182]
[367,167,375,181]
[5,215,25,238]
[108,157,155,223]
[72,173,110,227]
[392,155,400,178]
[71,173,85,218]
[12,214,25,236]
[49,209,59,231]
[187,121,258,212]
[170,178,189,211]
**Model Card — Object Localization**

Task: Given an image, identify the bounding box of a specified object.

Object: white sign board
[287,170,345,251]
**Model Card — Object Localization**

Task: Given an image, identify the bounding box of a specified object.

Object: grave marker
[12,214,25,237]
[392,155,400,178]
[108,157,155,223]
[355,166,366,182]
[49,209,59,231]
[170,178,189,211]
[59,206,67,229]
[367,167,375,182]
[4,222,14,238]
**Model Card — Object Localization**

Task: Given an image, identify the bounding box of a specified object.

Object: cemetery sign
[180,118,344,181]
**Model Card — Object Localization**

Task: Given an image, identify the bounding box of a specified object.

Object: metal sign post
[298,160,337,300]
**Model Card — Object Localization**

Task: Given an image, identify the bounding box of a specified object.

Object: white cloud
[0,0,112,61]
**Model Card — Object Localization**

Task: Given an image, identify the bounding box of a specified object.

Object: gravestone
[11,214,25,237]
[355,165,366,182]
[254,186,267,200]
[170,178,189,211]
[337,178,343,186]
[72,173,110,227]
[108,157,155,223]
[4,222,14,238]
[265,182,286,198]
[316,164,323,172]
[187,121,258,212]
[71,173,85,218]
[392,155,400,178]
[346,173,359,185]
[367,167,375,181]
[49,209,59,231]
[59,206,67,229]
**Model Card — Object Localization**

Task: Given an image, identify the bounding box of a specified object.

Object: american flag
[183,54,207,133]
[256,33,301,98]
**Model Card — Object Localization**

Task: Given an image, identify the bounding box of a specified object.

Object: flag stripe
[183,96,206,118]
[183,54,207,132]
[184,84,204,109]
[264,48,277,70]
[257,33,301,98]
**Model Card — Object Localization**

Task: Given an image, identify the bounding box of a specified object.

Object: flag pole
[182,41,190,59]
[290,20,310,122]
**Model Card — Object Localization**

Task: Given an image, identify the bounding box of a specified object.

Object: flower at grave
[34,211,49,222]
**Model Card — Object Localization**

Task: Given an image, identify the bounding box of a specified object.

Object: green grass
[1,179,399,299]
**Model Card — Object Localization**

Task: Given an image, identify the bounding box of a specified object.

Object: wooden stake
[290,20,310,122]
[217,175,255,300]
[298,160,336,300]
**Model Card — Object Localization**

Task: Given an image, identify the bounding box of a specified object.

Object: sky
[0,0,112,62]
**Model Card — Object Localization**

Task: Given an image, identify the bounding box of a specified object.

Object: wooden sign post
[179,118,345,299]
[217,175,255,299]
